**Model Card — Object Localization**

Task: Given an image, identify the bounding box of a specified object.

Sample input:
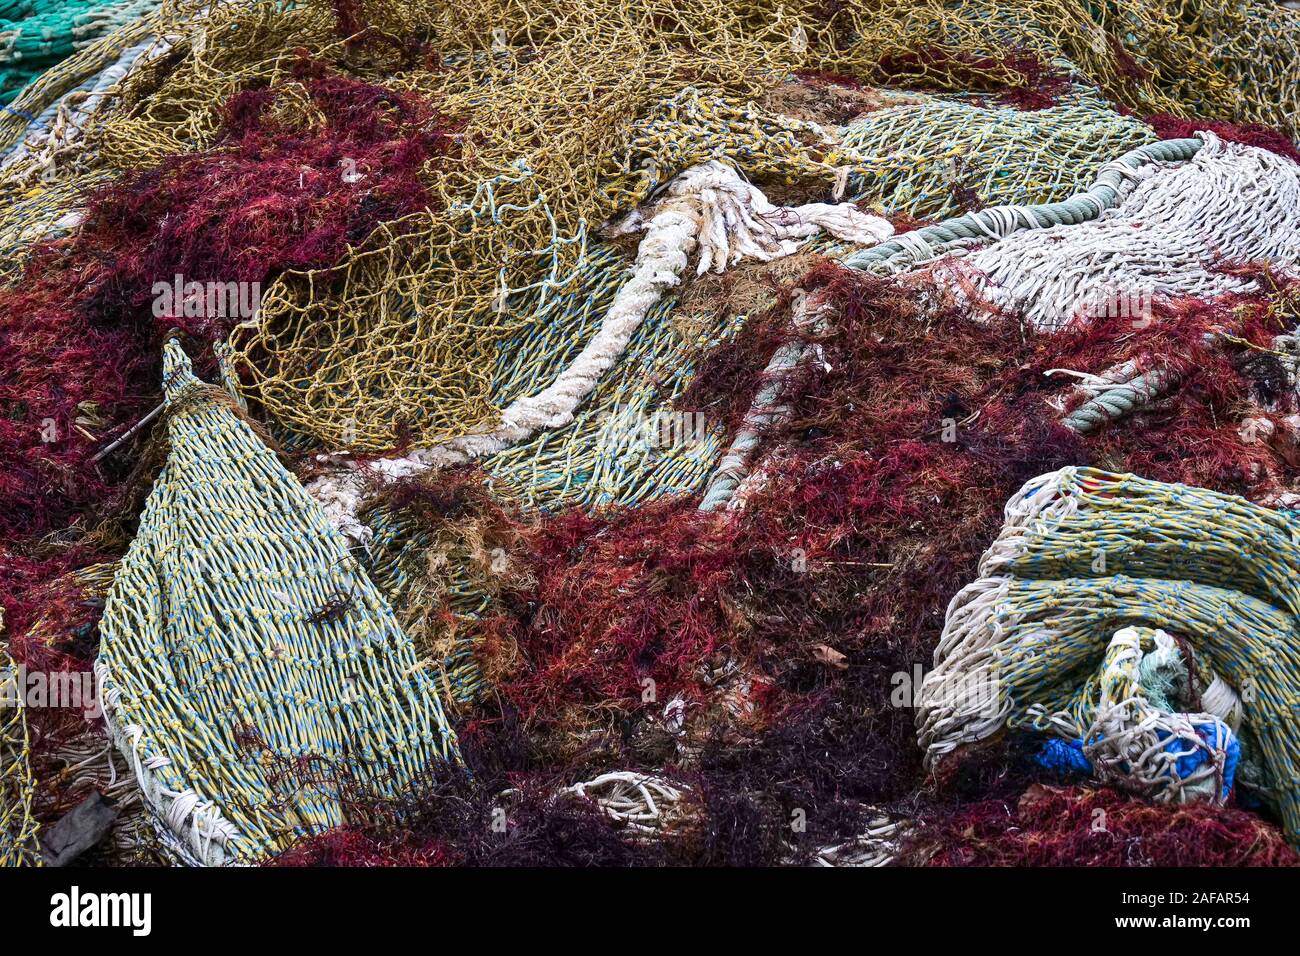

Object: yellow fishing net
[8,0,1295,454]
[0,612,41,867]
[225,7,807,451]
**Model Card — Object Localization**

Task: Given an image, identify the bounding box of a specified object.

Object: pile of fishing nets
[0,1,160,105]
[2,0,1300,868]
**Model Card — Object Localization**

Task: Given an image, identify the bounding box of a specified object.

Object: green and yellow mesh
[94,339,459,865]
[840,86,1157,219]
[920,468,1300,841]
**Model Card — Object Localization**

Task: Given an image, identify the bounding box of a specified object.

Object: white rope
[309,161,892,543]
[811,813,904,867]
[555,771,691,837]
[1074,628,1230,805]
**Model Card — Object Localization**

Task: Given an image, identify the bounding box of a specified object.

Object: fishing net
[0,0,160,105]
[227,75,842,452]
[12,561,171,866]
[412,0,1300,133]
[0,10,163,277]
[917,133,1300,330]
[0,0,1298,867]
[1034,624,1241,805]
[47,0,1281,457]
[466,84,1164,503]
[94,340,460,864]
[917,467,1300,842]
[297,84,1193,714]
[225,0,1300,453]
[825,0,1299,134]
[6,0,1291,460]
[840,86,1156,220]
[0,0,162,151]
[356,224,849,712]
[0,614,40,866]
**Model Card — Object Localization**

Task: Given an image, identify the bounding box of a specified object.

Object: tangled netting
[6,545,169,869]
[19,0,1284,455]
[94,341,459,864]
[918,134,1300,330]
[2,0,1300,868]
[3,560,169,867]
[307,158,891,542]
[0,0,159,104]
[269,252,1300,864]
[0,619,38,865]
[0,50,457,543]
[918,467,1300,842]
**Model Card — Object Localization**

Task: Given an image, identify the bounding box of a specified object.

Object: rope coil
[917,466,1300,842]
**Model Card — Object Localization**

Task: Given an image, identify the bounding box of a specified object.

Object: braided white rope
[94,662,243,866]
[920,134,1300,330]
[812,813,904,867]
[310,161,892,542]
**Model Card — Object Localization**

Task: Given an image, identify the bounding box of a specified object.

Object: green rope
[844,138,1205,273]
[1061,369,1178,434]
[699,137,1207,511]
